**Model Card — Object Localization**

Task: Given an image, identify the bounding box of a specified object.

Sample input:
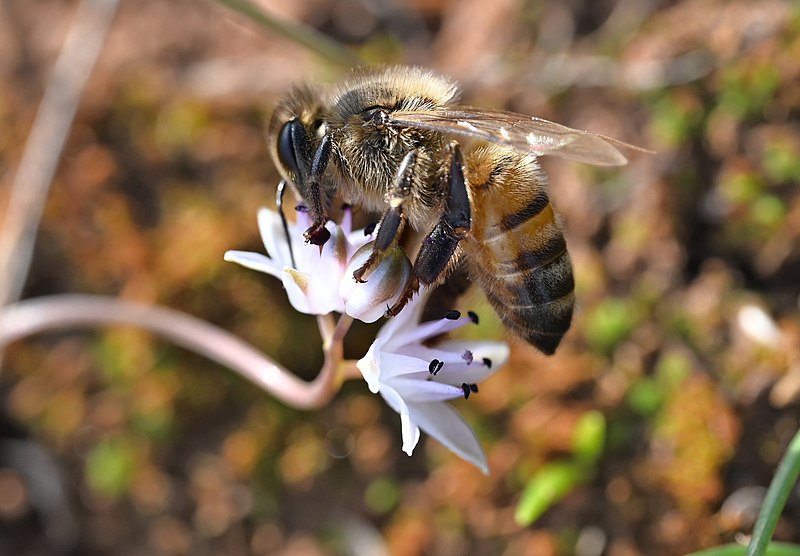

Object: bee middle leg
[387,142,471,316]
[352,150,418,283]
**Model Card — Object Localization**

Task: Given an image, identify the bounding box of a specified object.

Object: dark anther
[461,383,471,400]
[428,359,444,376]
[482,357,492,369]
[364,222,377,236]
[295,204,308,213]
[341,203,353,211]
[444,310,461,320]
[304,225,331,246]
[462,350,473,365]
[468,311,479,324]
[469,384,478,393]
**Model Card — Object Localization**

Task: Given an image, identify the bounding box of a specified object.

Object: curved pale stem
[0,295,357,410]
[0,0,119,306]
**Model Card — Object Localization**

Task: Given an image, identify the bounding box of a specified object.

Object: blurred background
[0,0,799,554]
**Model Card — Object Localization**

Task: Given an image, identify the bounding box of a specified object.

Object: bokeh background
[1,0,799,554]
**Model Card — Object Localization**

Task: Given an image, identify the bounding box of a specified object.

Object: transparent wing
[387,108,642,166]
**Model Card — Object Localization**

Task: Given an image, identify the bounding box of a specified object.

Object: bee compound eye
[277,118,307,178]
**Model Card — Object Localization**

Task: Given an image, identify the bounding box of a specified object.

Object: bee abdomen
[478,244,574,355]
[465,144,575,354]
[469,198,575,354]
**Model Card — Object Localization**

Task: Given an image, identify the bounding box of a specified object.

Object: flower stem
[322,314,354,390]
[317,314,337,348]
[0,295,344,410]
[0,0,119,307]
[746,426,800,556]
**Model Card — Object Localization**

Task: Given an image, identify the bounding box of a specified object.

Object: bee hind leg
[387,142,471,316]
[352,150,417,283]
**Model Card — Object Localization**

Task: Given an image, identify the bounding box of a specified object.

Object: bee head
[269,83,334,245]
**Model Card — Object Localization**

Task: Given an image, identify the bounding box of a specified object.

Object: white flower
[224,207,410,321]
[357,290,509,474]
[339,243,412,322]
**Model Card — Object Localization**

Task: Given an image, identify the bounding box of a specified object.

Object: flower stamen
[461,383,479,399]
[428,358,444,375]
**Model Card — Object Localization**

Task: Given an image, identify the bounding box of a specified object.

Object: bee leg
[353,150,417,283]
[388,143,471,316]
[302,133,334,246]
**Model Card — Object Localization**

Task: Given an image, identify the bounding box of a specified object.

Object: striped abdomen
[463,145,574,355]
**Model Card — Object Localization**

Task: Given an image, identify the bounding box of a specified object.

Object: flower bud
[339,243,412,323]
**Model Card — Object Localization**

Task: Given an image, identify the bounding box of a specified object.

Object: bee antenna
[276,180,297,269]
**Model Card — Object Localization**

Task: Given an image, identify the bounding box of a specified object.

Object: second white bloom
[357,290,509,474]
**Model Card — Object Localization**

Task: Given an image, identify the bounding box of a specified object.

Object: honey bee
[268,65,638,354]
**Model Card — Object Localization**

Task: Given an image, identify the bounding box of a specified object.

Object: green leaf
[572,410,606,465]
[686,542,800,556]
[626,377,664,415]
[585,298,639,354]
[364,476,400,515]
[747,428,800,556]
[85,437,136,498]
[515,462,585,527]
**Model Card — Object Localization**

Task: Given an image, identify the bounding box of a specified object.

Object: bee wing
[387,108,641,166]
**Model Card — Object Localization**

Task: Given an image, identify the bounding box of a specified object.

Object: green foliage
[762,139,800,184]
[716,63,780,120]
[364,476,400,515]
[515,411,607,527]
[584,298,641,354]
[515,461,585,526]
[686,543,800,556]
[85,437,137,498]
[649,91,704,147]
[571,410,606,466]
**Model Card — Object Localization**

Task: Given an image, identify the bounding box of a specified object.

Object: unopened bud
[339,243,412,323]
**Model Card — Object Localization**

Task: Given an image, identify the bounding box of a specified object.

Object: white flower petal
[380,386,420,456]
[372,288,431,350]
[437,340,510,367]
[431,341,509,384]
[406,401,488,474]
[281,268,344,315]
[356,343,382,393]
[340,244,412,324]
[257,207,294,265]
[392,315,471,349]
[223,250,283,279]
[389,375,465,402]
[358,350,427,393]
[280,268,315,314]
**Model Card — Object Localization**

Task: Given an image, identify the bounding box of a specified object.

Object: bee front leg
[388,142,471,316]
[352,150,417,283]
[303,134,334,246]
